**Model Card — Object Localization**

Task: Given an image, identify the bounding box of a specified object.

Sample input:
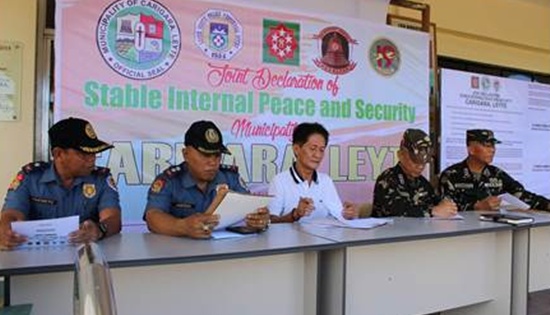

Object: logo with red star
[263,19,300,66]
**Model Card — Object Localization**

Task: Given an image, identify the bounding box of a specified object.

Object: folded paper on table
[213,191,272,229]
[302,216,391,229]
[11,215,79,248]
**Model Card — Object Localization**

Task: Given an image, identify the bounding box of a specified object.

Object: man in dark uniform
[0,117,121,250]
[144,120,270,239]
[439,129,550,211]
[372,129,457,218]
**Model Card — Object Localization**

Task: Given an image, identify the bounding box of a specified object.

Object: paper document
[431,214,464,220]
[499,193,530,210]
[214,192,272,229]
[301,216,391,229]
[11,215,79,248]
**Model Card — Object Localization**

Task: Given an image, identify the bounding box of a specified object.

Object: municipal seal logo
[96,0,181,80]
[313,27,357,75]
[195,9,243,60]
[369,38,400,76]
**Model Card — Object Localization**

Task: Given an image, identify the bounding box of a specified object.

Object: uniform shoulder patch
[21,161,48,174]
[150,178,166,194]
[219,164,239,173]
[8,173,25,191]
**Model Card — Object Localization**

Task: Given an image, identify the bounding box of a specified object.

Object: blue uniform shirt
[145,162,247,219]
[2,162,120,222]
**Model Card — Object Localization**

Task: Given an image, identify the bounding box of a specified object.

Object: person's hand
[342,201,359,220]
[69,220,102,244]
[245,207,270,230]
[0,226,26,250]
[181,213,220,239]
[432,198,458,218]
[474,196,501,211]
[292,197,314,220]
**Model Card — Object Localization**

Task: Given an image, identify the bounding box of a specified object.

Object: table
[0,224,333,315]
[298,212,515,315]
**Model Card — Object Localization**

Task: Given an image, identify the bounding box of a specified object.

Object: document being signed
[11,215,79,248]
[213,192,272,230]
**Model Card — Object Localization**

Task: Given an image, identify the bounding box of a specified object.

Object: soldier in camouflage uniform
[439,129,550,212]
[372,129,458,218]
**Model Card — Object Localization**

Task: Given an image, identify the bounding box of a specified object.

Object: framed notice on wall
[0,40,23,121]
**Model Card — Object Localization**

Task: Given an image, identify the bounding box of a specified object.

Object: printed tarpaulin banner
[55,0,429,223]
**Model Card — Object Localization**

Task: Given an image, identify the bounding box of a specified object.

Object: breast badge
[83,183,97,198]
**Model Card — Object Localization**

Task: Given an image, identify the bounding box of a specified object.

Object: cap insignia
[205,128,219,144]
[85,123,98,139]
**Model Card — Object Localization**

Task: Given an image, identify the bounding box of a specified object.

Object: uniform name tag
[30,196,57,205]
[173,203,194,209]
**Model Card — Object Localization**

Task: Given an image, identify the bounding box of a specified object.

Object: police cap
[184,120,231,155]
[49,117,113,154]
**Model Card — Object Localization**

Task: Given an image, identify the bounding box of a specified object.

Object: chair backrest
[74,242,117,315]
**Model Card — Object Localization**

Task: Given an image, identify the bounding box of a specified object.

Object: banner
[56,0,429,223]
[441,68,550,197]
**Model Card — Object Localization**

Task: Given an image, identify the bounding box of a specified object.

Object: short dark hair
[292,122,329,146]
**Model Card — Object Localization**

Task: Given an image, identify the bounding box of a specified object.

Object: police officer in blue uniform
[372,129,458,218]
[144,120,270,239]
[0,117,121,250]
[439,129,550,211]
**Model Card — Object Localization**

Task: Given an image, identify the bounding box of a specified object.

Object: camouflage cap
[401,128,432,164]
[466,129,501,144]
[184,120,231,155]
[49,117,113,154]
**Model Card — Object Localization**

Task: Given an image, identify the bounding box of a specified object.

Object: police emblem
[151,178,165,193]
[205,128,219,144]
[8,173,24,191]
[96,0,181,80]
[83,183,97,198]
[194,9,243,60]
[369,38,400,76]
[85,123,97,139]
[313,27,357,75]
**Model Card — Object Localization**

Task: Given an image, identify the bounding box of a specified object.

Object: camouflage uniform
[372,164,440,217]
[439,159,550,211]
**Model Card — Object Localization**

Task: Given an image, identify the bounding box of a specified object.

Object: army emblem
[85,123,97,139]
[96,0,181,80]
[262,19,300,65]
[151,178,165,193]
[205,128,220,144]
[194,9,243,60]
[8,173,24,191]
[83,183,97,198]
[313,26,357,75]
[369,38,400,76]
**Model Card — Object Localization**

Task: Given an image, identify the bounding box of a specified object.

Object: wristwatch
[98,221,108,240]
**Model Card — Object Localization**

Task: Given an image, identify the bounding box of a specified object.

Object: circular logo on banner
[369,38,400,76]
[96,0,181,80]
[313,26,357,75]
[194,9,243,60]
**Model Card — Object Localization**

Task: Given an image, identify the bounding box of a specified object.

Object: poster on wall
[0,40,23,121]
[55,0,429,224]
[440,68,550,197]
